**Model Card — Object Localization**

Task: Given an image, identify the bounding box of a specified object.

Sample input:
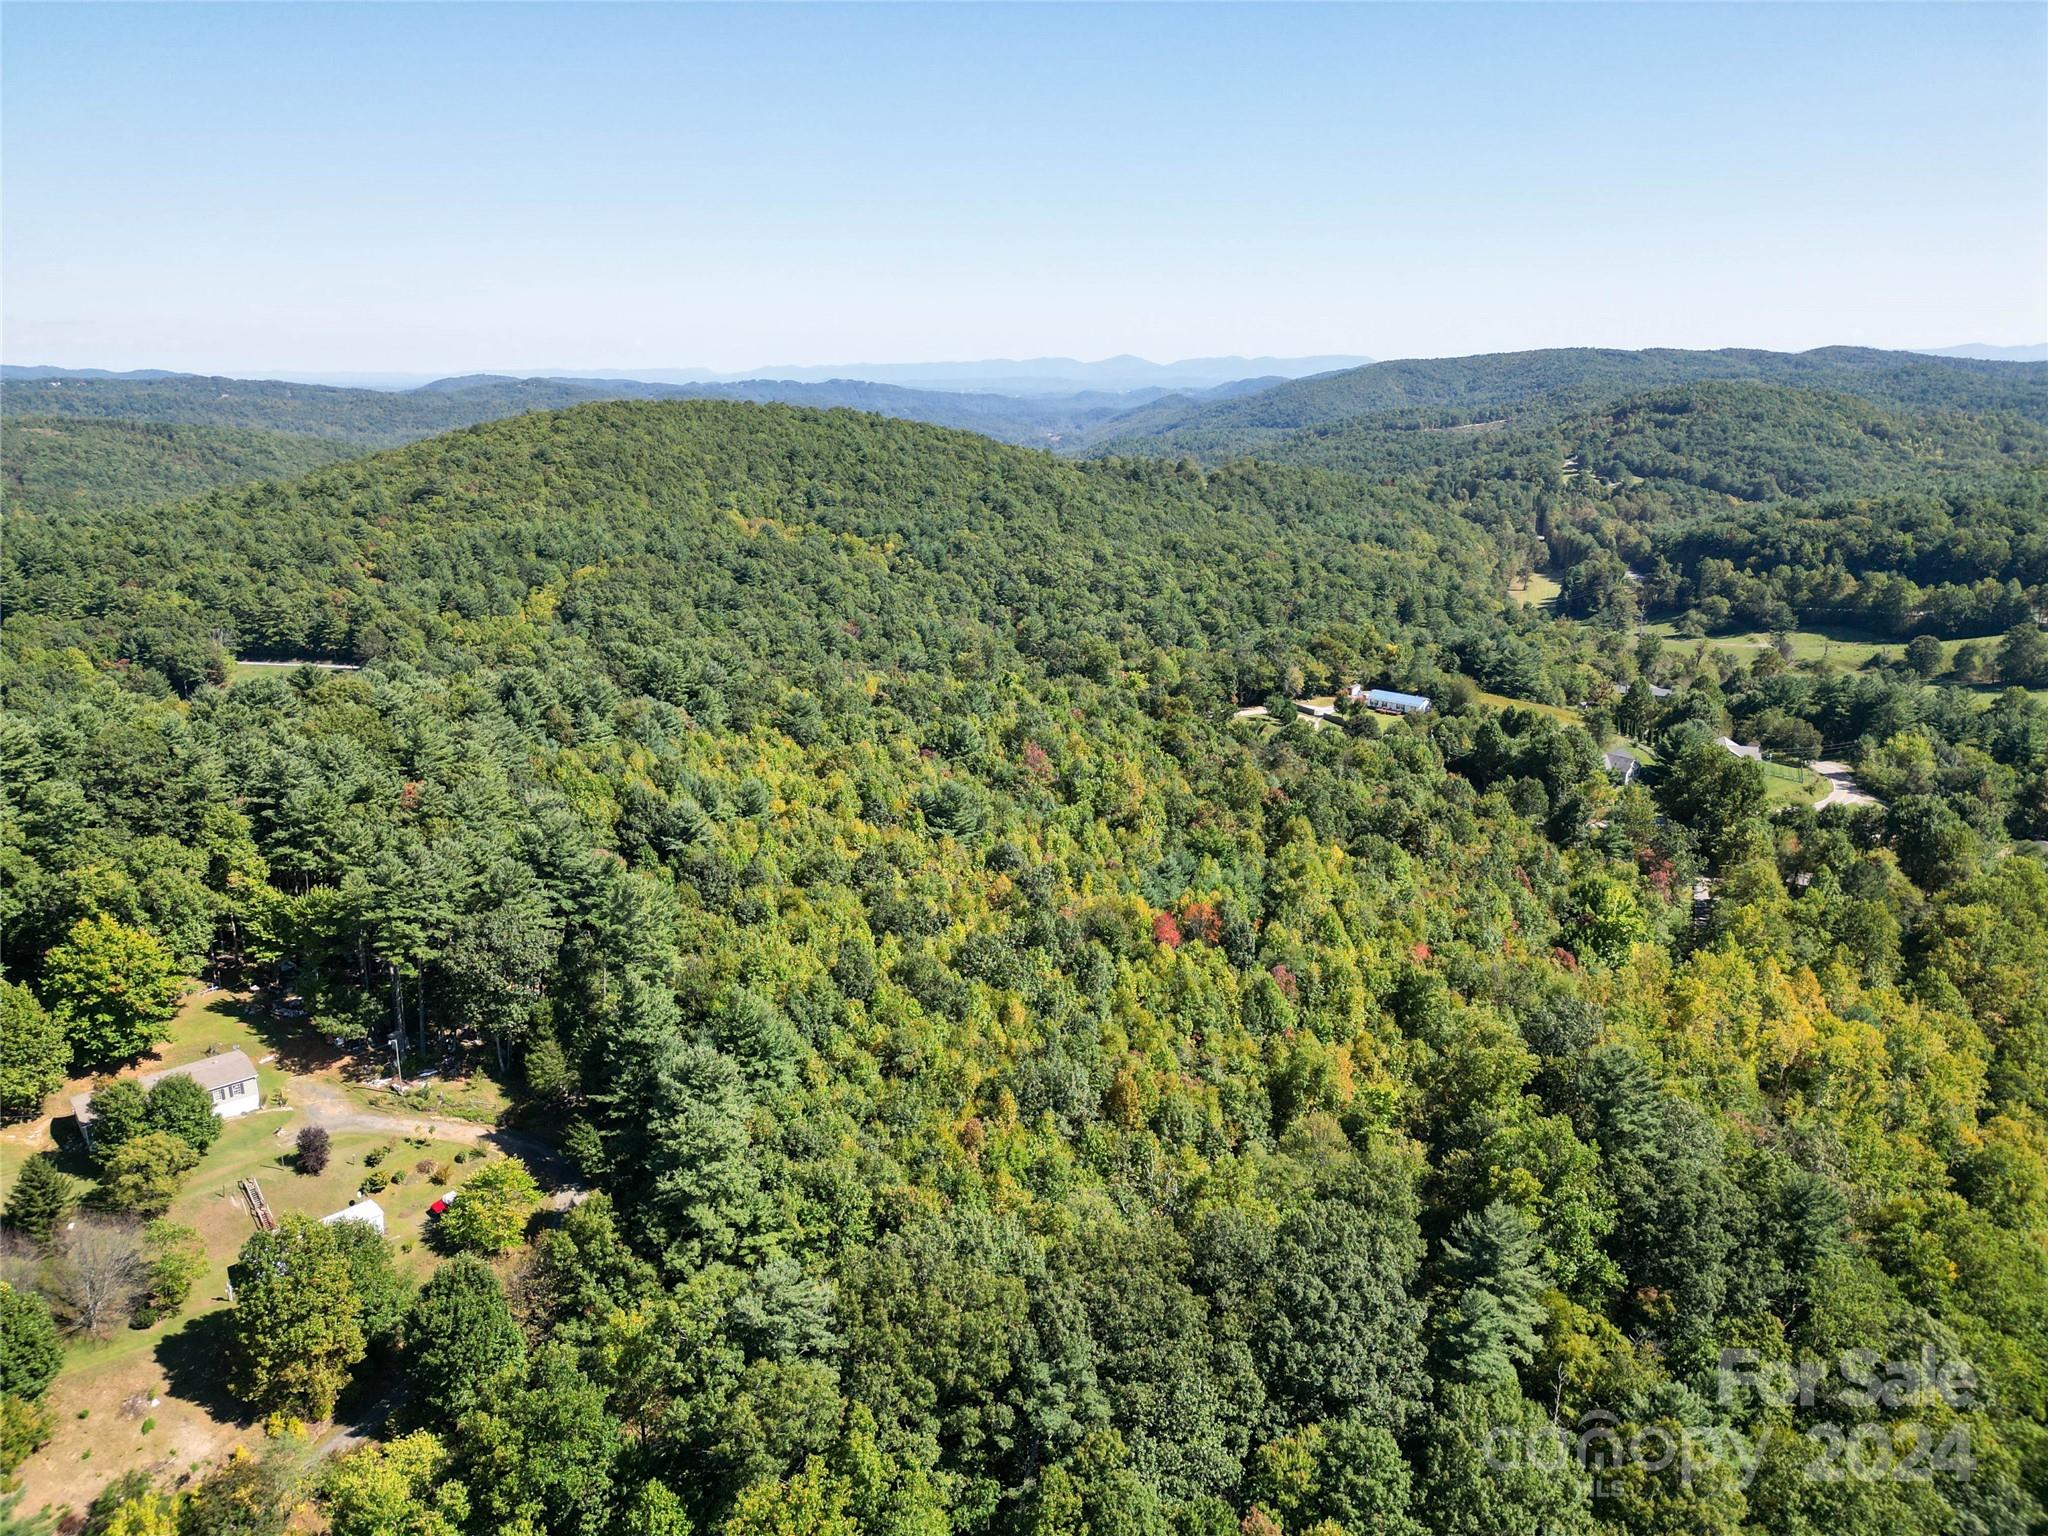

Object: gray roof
[1366,688,1432,709]
[75,1050,258,1125]
[1603,749,1641,770]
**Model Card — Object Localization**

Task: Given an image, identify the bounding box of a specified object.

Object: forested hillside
[1,416,364,516]
[3,398,2046,1536]
[1080,346,2048,463]
[0,370,1163,452]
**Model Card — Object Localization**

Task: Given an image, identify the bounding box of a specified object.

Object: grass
[1757,758,1831,809]
[1642,621,2005,675]
[349,1074,509,1126]
[1475,691,1582,726]
[227,657,360,684]
[1508,571,1562,610]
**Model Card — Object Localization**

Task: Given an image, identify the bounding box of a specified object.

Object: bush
[296,1125,331,1175]
[361,1171,390,1194]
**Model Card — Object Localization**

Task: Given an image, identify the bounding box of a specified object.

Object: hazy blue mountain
[0,369,1170,450]
[500,354,1372,395]
[1,365,192,381]
[1916,343,2048,362]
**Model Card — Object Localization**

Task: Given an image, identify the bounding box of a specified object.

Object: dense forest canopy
[1078,346,2048,462]
[1,416,365,517]
[2,374,2045,1536]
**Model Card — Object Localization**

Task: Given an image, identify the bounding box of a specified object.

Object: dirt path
[279,1074,580,1195]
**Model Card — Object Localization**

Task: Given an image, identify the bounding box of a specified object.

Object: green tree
[321,1431,470,1536]
[405,1254,525,1420]
[437,1156,541,1255]
[83,1078,149,1162]
[227,1217,365,1419]
[1903,633,1946,678]
[174,1444,297,1536]
[1413,1382,1592,1536]
[330,1220,411,1354]
[1434,1201,1547,1385]
[0,1284,64,1401]
[143,1073,221,1155]
[0,1394,55,1477]
[1655,741,1765,868]
[139,1220,207,1322]
[722,1459,857,1536]
[41,915,184,1069]
[1997,621,2048,686]
[3,1154,83,1244]
[0,981,68,1122]
[99,1131,198,1217]
[455,1343,619,1536]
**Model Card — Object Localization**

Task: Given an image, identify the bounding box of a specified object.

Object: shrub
[296,1125,332,1175]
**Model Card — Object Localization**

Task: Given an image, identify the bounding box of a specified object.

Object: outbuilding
[1365,688,1433,715]
[321,1198,387,1235]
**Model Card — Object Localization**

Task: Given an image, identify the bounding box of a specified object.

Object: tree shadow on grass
[154,1308,247,1426]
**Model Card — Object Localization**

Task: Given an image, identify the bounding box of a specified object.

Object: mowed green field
[1508,571,1562,609]
[1641,621,2001,673]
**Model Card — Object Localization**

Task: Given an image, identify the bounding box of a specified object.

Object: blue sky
[4,2,2043,374]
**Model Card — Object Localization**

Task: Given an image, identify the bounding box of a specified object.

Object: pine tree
[3,1154,81,1245]
[1435,1201,1547,1385]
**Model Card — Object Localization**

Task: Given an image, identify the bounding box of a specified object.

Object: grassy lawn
[227,657,360,685]
[10,1113,478,1516]
[349,1073,510,1126]
[1642,621,2006,677]
[1758,759,1830,809]
[1476,690,1582,726]
[1508,571,1562,610]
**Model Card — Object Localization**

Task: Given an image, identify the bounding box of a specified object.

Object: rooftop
[73,1049,259,1125]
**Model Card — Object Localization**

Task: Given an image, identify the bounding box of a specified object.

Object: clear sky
[4,2,2043,375]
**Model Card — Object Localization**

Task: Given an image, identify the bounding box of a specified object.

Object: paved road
[1811,759,1879,809]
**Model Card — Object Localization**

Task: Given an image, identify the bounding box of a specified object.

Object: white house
[72,1049,262,1150]
[1715,736,1764,763]
[1365,688,1433,716]
[1603,749,1642,784]
[321,1198,387,1235]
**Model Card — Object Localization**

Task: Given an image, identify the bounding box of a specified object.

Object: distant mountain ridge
[3,355,1372,396]
[0,369,1215,450]
[1076,345,2048,461]
[1915,343,2048,363]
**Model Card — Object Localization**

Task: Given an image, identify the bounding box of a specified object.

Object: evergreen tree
[0,1284,64,1401]
[3,1154,82,1245]
[1434,1201,1547,1385]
